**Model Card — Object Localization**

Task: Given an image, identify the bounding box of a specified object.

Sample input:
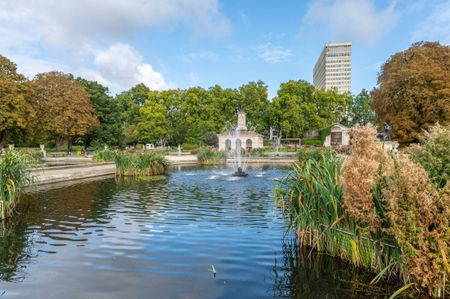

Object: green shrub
[263,139,274,146]
[248,148,268,157]
[0,150,33,219]
[407,124,449,188]
[181,143,199,151]
[301,138,323,146]
[318,125,333,143]
[297,147,335,165]
[93,148,117,162]
[196,147,226,165]
[115,152,169,177]
[15,149,42,165]
[202,132,218,146]
[280,125,449,297]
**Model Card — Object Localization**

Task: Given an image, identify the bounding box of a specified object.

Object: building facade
[323,124,350,147]
[218,112,263,151]
[313,42,352,93]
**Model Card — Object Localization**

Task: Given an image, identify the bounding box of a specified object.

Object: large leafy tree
[349,89,376,126]
[137,86,242,146]
[270,80,351,138]
[238,80,269,133]
[137,90,171,144]
[77,78,124,147]
[372,42,450,143]
[0,55,34,147]
[115,83,150,145]
[31,72,98,150]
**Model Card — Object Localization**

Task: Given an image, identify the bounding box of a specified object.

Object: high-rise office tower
[313,42,352,93]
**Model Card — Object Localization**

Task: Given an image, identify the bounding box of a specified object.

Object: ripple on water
[0,165,396,299]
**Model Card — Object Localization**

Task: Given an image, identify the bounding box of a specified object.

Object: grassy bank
[115,151,169,177]
[0,150,33,219]
[276,125,449,297]
[196,147,226,165]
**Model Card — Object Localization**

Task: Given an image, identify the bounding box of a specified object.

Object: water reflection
[272,240,400,298]
[0,166,395,298]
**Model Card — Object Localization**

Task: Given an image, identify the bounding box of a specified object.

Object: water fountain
[177,144,182,158]
[232,124,248,177]
[231,112,248,177]
[217,111,264,177]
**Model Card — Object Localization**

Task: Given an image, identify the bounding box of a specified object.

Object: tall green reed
[0,150,33,219]
[115,151,169,177]
[196,147,226,165]
[276,150,402,281]
[93,148,117,162]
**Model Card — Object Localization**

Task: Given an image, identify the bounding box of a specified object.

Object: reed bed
[276,125,449,298]
[92,148,117,162]
[115,151,169,177]
[196,147,226,165]
[0,150,33,219]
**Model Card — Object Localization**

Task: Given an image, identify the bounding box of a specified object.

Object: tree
[372,42,450,143]
[0,55,34,147]
[137,90,170,144]
[270,80,351,138]
[31,72,98,150]
[349,89,376,126]
[238,81,270,133]
[115,84,150,145]
[77,78,124,147]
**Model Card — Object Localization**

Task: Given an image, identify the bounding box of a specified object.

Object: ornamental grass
[277,124,449,297]
[115,151,169,177]
[196,147,226,165]
[0,150,33,219]
[92,148,117,162]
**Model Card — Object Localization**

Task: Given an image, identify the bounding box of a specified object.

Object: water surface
[0,166,394,298]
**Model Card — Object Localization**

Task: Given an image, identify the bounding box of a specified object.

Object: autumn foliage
[280,124,449,297]
[342,125,393,231]
[0,55,34,146]
[31,72,98,150]
[372,42,450,143]
[344,125,449,296]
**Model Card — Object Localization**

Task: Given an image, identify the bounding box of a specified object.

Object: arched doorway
[235,139,241,152]
[246,139,252,151]
[225,139,231,151]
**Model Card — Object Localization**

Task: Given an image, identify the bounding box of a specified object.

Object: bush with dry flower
[277,124,449,297]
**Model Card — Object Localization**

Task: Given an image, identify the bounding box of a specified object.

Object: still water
[0,166,393,298]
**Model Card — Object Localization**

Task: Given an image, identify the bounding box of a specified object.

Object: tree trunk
[55,135,64,151]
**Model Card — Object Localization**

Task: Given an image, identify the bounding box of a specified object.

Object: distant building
[313,42,352,93]
[323,124,350,147]
[218,112,263,151]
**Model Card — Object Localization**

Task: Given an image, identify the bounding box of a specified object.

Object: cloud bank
[0,0,230,93]
[301,0,398,46]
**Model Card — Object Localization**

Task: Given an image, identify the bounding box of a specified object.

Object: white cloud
[301,0,398,46]
[0,0,231,48]
[0,0,230,93]
[255,43,293,63]
[93,43,170,92]
[412,1,450,44]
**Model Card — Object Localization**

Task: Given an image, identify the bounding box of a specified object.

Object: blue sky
[1,0,449,98]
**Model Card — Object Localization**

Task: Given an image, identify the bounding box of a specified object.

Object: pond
[0,165,394,298]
